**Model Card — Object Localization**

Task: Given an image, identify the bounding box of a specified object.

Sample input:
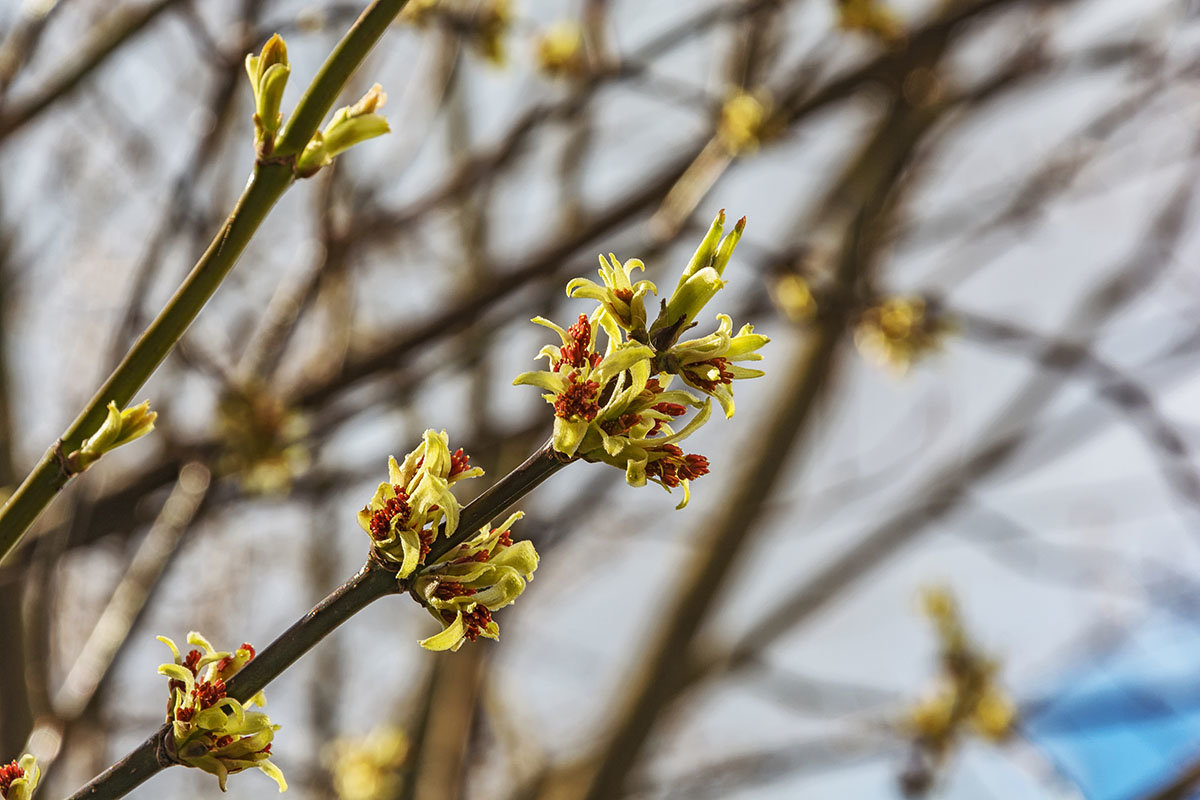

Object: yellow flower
[516,211,768,508]
[412,512,539,651]
[0,754,39,800]
[358,431,483,578]
[157,633,286,792]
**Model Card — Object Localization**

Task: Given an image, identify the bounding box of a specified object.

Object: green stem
[0,0,412,565]
[0,163,292,562]
[273,0,411,157]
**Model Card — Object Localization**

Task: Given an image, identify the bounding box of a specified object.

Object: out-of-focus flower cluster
[158,633,286,792]
[405,0,511,65]
[216,385,310,494]
[899,587,1015,796]
[0,754,38,800]
[535,21,586,77]
[323,726,408,800]
[717,92,772,156]
[836,0,904,42]
[515,211,768,508]
[358,431,540,650]
[854,296,953,375]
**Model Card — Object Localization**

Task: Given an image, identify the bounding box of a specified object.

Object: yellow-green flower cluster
[158,633,286,793]
[515,211,768,508]
[412,511,539,651]
[0,754,38,800]
[357,430,484,579]
[358,434,540,649]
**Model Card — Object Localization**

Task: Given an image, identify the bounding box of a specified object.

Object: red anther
[434,581,477,600]
[652,402,687,417]
[369,488,411,541]
[184,649,202,675]
[419,528,435,560]
[449,448,472,478]
[559,314,594,369]
[553,374,601,420]
[496,529,513,548]
[239,643,256,660]
[601,411,642,436]
[0,760,25,797]
[613,287,634,302]
[646,446,707,488]
[463,606,493,641]
[175,706,195,722]
[261,744,272,755]
[192,678,227,710]
[679,453,710,480]
[683,357,734,392]
[213,735,235,749]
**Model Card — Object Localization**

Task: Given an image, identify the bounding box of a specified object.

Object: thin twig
[0,0,415,563]
[63,438,568,800]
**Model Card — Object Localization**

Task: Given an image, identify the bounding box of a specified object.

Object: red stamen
[213,735,235,749]
[175,706,195,722]
[184,649,202,675]
[683,357,734,393]
[601,411,642,436]
[559,314,594,369]
[463,606,493,641]
[0,761,25,797]
[613,287,633,302]
[449,448,472,478]
[368,487,411,541]
[419,527,435,560]
[554,373,601,420]
[434,581,477,600]
[652,402,687,417]
[192,678,227,710]
[646,445,709,487]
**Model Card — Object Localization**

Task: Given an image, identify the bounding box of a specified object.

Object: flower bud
[295,84,390,177]
[69,400,157,473]
[245,34,290,155]
[659,267,724,337]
